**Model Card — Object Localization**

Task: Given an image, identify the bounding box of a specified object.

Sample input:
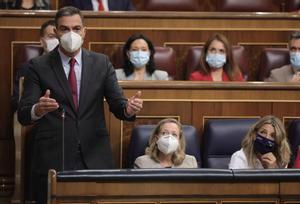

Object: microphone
[61,106,65,171]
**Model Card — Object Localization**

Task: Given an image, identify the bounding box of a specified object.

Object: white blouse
[228,149,264,169]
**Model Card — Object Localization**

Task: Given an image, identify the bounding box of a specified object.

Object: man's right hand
[34,89,59,117]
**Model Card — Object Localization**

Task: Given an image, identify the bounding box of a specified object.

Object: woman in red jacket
[189,33,243,81]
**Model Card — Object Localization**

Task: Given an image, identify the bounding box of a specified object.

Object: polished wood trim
[118,81,300,90]
[202,116,261,129]
[1,11,300,31]
[88,41,124,51]
[54,182,279,196]
[48,170,300,204]
[164,42,205,46]
[0,10,300,19]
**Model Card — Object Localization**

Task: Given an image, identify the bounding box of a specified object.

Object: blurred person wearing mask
[18,6,143,203]
[12,19,59,112]
[64,0,134,11]
[229,115,291,169]
[265,31,300,82]
[189,33,243,81]
[116,34,169,80]
[11,0,50,9]
[134,118,198,168]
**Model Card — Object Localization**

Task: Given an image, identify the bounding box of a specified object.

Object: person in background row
[229,115,291,169]
[134,118,198,168]
[18,6,143,203]
[116,34,169,80]
[189,33,243,81]
[12,19,58,113]
[11,0,50,9]
[64,0,134,11]
[293,146,300,168]
[265,31,300,82]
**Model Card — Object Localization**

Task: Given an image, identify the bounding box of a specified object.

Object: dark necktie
[98,0,104,11]
[69,58,78,110]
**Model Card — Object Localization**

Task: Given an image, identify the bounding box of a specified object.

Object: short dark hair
[290,31,300,41]
[122,33,156,76]
[40,20,55,37]
[55,6,84,28]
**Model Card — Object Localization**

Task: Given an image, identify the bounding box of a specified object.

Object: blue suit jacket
[66,0,134,11]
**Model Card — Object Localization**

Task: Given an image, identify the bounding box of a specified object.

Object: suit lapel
[78,49,93,116]
[108,0,114,10]
[50,49,77,113]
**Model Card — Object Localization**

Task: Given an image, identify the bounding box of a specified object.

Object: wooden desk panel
[49,169,299,204]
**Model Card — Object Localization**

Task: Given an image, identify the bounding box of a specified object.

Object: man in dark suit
[17,6,142,203]
[64,0,134,11]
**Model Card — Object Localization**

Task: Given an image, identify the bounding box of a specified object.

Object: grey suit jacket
[116,69,169,80]
[134,154,198,168]
[264,64,296,82]
[18,47,134,174]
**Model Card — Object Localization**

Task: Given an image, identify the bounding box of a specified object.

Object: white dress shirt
[91,0,109,11]
[58,48,82,102]
[228,149,264,169]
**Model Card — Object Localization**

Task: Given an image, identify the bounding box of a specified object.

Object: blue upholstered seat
[202,118,259,168]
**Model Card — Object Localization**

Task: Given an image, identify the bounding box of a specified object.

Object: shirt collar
[58,47,82,67]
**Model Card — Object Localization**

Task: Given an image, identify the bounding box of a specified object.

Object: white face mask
[44,38,59,53]
[156,135,179,155]
[129,50,150,68]
[206,53,226,68]
[60,31,83,53]
[290,52,300,70]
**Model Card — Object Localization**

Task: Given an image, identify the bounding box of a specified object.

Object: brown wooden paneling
[90,42,124,69]
[273,103,300,117]
[191,102,271,135]
[280,182,300,195]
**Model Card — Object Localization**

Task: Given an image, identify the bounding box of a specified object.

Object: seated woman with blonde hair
[134,118,198,168]
[229,115,291,169]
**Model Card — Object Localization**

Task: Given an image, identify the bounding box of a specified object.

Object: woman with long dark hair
[189,33,243,81]
[116,34,169,80]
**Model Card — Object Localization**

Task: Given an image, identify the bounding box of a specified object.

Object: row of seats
[126,118,300,168]
[59,0,300,12]
[136,0,289,12]
[2,0,299,12]
[19,44,289,81]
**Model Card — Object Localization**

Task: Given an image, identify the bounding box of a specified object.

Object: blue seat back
[202,118,259,168]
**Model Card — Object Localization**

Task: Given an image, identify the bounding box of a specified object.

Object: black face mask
[254,133,276,155]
